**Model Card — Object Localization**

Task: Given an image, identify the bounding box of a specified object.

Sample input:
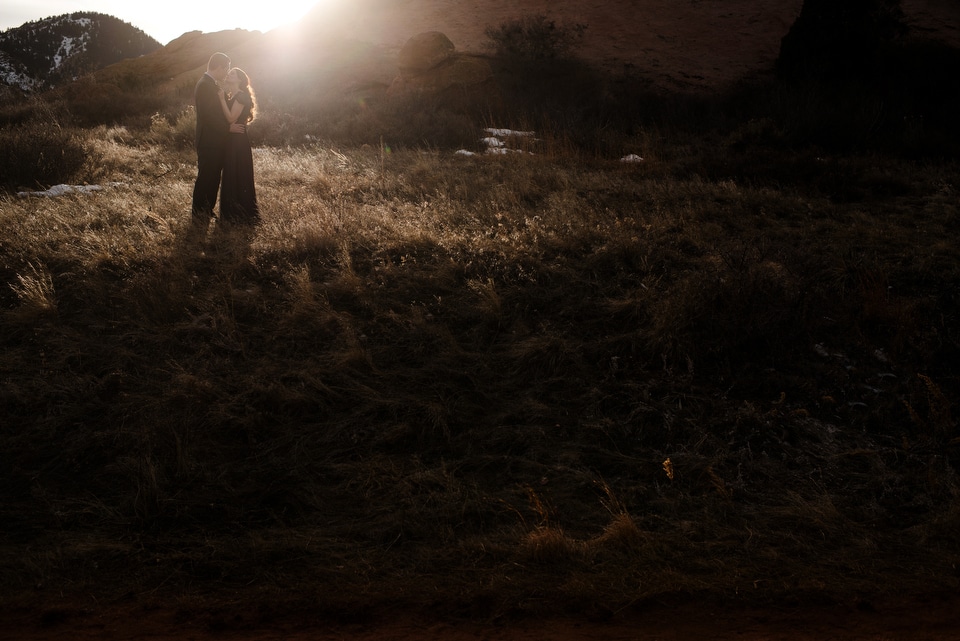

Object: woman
[217,67,259,225]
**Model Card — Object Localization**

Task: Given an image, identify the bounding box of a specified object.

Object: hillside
[0,12,160,93]
[295,0,801,92]
[56,0,960,117]
[3,0,959,104]
[296,0,958,91]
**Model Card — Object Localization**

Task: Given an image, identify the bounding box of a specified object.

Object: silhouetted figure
[191,52,231,237]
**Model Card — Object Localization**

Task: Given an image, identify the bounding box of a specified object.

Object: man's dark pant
[191,149,225,229]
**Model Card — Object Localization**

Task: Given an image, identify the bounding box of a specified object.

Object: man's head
[207,52,231,82]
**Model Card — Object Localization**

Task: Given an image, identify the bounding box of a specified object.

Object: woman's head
[225,67,248,90]
[224,67,257,123]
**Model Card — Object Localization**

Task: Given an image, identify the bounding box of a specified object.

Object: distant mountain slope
[298,0,957,91]
[0,12,161,92]
[5,0,957,111]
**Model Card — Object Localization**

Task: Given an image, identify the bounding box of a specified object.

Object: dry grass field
[2,1,960,639]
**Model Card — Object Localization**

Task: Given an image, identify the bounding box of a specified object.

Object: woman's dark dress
[219,90,259,225]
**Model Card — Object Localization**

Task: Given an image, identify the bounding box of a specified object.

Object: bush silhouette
[777,0,907,82]
[0,119,90,189]
[485,15,587,61]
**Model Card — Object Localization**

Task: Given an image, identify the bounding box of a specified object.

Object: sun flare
[130,0,334,44]
[242,0,321,31]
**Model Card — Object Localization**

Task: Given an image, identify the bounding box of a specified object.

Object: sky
[0,0,325,44]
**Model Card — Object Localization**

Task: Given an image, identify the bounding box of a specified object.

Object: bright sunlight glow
[127,0,323,43]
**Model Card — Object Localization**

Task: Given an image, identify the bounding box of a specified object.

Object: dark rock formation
[777,0,907,81]
[388,31,499,112]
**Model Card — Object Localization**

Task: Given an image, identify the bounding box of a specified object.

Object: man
[191,52,231,234]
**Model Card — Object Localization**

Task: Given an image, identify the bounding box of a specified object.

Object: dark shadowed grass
[1,121,958,623]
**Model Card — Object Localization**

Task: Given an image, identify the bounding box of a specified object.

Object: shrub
[484,15,587,61]
[54,76,165,126]
[0,119,92,190]
[0,96,39,127]
[777,0,908,82]
[146,107,196,148]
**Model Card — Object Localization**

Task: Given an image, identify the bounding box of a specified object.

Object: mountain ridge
[0,12,161,94]
[2,0,958,109]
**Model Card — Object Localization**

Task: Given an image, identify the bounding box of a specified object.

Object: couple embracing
[191,52,259,235]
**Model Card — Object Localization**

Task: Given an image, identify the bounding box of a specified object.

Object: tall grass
[1,75,959,621]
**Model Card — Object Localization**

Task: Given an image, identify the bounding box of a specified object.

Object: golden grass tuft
[591,513,646,550]
[8,263,57,322]
[521,527,587,564]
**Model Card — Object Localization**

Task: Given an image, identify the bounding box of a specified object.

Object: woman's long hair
[231,67,257,124]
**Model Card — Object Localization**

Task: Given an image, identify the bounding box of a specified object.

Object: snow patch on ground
[456,128,538,156]
[17,182,123,197]
[457,128,644,163]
